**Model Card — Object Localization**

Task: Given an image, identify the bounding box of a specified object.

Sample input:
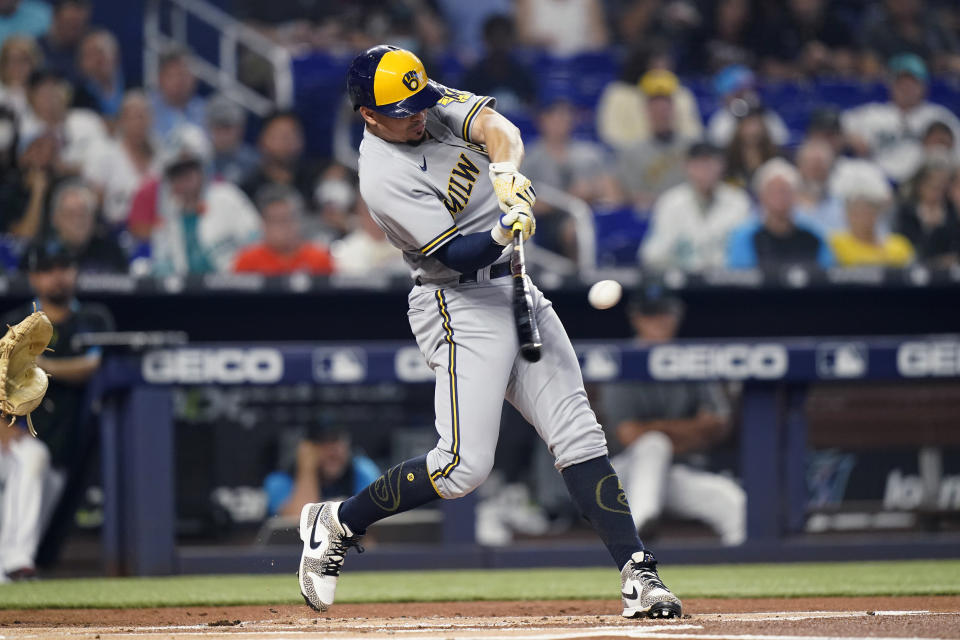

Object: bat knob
[521,343,542,363]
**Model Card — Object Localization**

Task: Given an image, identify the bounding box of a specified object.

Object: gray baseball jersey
[358,86,506,283]
[356,85,608,499]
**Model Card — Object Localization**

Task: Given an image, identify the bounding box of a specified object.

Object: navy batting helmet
[347,45,444,118]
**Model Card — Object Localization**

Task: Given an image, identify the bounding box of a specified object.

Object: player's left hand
[491,203,536,245]
[489,162,536,213]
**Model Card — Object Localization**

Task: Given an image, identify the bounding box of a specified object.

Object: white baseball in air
[587,279,623,310]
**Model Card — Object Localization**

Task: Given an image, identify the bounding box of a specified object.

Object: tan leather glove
[0,311,53,437]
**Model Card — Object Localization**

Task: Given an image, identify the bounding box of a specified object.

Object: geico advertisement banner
[647,344,789,380]
[130,338,960,385]
[142,348,284,384]
[897,341,960,377]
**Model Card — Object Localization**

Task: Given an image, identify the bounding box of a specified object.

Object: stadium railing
[144,0,293,117]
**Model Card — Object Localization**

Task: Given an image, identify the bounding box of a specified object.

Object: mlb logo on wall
[313,348,367,383]
[395,346,434,382]
[816,342,868,379]
[577,347,621,381]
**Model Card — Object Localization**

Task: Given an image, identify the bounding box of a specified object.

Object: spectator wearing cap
[148,45,206,139]
[19,68,106,174]
[794,139,846,235]
[727,158,834,270]
[842,54,960,184]
[47,180,127,273]
[595,43,702,151]
[264,423,379,518]
[460,15,537,113]
[0,0,51,49]
[36,0,89,81]
[74,29,124,118]
[206,94,258,185]
[0,35,41,122]
[861,0,960,76]
[240,111,317,210]
[806,108,845,157]
[830,160,913,267]
[2,239,115,574]
[896,160,960,268]
[83,90,156,227]
[127,125,261,275]
[615,70,692,210]
[706,65,789,148]
[601,285,745,546]
[640,141,750,272]
[233,185,333,275]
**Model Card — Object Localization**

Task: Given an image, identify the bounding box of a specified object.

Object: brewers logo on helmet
[347,45,444,118]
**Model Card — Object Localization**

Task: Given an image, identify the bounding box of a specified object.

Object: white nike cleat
[297,501,364,612]
[620,550,683,619]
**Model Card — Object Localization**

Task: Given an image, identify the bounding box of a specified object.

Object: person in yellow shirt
[829,160,915,267]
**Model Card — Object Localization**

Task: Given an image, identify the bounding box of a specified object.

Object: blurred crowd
[0,0,959,281]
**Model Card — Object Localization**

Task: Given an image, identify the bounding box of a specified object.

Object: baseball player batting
[297,45,682,620]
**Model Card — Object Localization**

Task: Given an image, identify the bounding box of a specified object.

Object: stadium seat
[593,206,649,267]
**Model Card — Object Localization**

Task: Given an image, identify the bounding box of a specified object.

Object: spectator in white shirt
[331,196,406,276]
[842,53,960,184]
[640,141,750,272]
[83,90,156,226]
[127,126,261,275]
[706,65,789,148]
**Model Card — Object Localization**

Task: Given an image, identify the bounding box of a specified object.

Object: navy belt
[416,262,513,286]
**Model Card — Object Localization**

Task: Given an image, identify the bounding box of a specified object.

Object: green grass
[0,560,958,609]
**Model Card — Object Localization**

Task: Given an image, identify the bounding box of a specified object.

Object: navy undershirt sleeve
[434,231,504,273]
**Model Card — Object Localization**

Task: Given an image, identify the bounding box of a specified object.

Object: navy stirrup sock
[561,455,644,570]
[338,454,441,534]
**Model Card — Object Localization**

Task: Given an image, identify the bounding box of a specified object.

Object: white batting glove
[489,161,537,214]
[491,203,536,246]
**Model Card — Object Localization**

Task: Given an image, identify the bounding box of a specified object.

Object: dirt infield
[1,596,958,639]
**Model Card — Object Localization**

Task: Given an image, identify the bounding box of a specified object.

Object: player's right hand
[489,162,537,214]
[491,203,536,245]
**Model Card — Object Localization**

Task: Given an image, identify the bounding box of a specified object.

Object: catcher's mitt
[0,311,53,437]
